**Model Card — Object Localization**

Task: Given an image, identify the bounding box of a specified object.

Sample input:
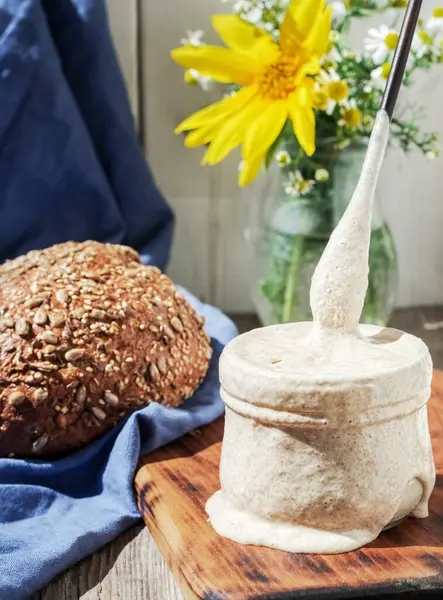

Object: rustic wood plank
[167,196,213,304]
[34,525,183,600]
[34,310,443,600]
[139,0,225,304]
[214,155,252,313]
[106,0,139,126]
[135,374,443,600]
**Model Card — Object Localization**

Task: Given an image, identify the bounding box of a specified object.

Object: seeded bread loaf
[0,241,212,459]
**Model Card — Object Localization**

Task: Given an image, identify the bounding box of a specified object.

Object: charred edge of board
[236,554,270,584]
[202,592,228,600]
[137,482,156,519]
[250,576,443,599]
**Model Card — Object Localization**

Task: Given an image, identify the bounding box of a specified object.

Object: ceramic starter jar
[206,322,436,554]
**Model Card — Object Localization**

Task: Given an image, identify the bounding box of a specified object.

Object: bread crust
[0,241,211,459]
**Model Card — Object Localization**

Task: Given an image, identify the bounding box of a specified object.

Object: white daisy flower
[284,171,315,197]
[362,114,375,132]
[318,68,349,115]
[185,69,214,91]
[342,49,360,61]
[426,150,438,160]
[323,47,341,65]
[412,30,433,59]
[233,0,252,12]
[223,90,236,98]
[315,168,329,182]
[323,30,342,64]
[370,62,392,90]
[427,8,443,33]
[333,139,351,151]
[341,96,357,111]
[337,98,362,129]
[364,25,399,64]
[328,1,347,22]
[180,30,205,47]
[242,7,263,24]
[275,150,291,168]
[196,75,214,92]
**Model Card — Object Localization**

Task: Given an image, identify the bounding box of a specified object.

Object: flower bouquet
[171,0,442,325]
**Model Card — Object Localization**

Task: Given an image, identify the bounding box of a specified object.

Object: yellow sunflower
[171,0,332,186]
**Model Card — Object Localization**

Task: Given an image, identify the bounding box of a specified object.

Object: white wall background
[106,0,443,313]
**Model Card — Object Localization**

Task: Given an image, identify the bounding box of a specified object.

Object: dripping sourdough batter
[206,111,436,554]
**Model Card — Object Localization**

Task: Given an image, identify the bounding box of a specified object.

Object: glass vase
[249,142,398,326]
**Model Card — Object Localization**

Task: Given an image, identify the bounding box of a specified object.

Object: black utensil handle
[380,0,423,120]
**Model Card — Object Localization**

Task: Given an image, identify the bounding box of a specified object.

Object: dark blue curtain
[0,0,174,268]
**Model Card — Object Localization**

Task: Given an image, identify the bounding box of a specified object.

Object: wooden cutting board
[135,370,443,600]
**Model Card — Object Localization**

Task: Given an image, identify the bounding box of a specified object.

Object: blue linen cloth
[0,0,173,268]
[0,1,238,599]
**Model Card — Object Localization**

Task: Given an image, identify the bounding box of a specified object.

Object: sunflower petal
[292,109,315,156]
[280,0,329,55]
[171,46,255,85]
[175,85,258,134]
[288,90,315,156]
[243,101,288,160]
[292,0,325,38]
[304,5,332,56]
[212,14,266,52]
[294,56,321,85]
[239,154,266,187]
[185,124,217,148]
[202,94,263,165]
[212,14,280,65]
[279,4,304,55]
[292,79,315,106]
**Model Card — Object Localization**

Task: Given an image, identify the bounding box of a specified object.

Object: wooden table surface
[32,307,443,600]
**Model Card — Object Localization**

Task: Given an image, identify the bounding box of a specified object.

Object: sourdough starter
[206,111,436,553]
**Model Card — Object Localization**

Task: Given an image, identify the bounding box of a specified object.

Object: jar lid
[219,323,432,426]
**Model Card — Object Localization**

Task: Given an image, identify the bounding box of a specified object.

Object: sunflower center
[384,32,399,50]
[327,81,349,102]
[257,56,301,100]
[433,8,443,18]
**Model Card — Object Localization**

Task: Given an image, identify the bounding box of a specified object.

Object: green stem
[282,235,304,323]
[280,147,306,323]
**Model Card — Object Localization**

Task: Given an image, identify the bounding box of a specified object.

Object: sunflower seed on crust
[15,318,31,337]
[41,331,59,345]
[170,316,184,333]
[34,308,48,326]
[8,391,26,406]
[75,384,87,403]
[50,311,66,327]
[32,434,49,453]
[92,406,106,420]
[104,391,119,407]
[33,388,49,404]
[65,348,85,362]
